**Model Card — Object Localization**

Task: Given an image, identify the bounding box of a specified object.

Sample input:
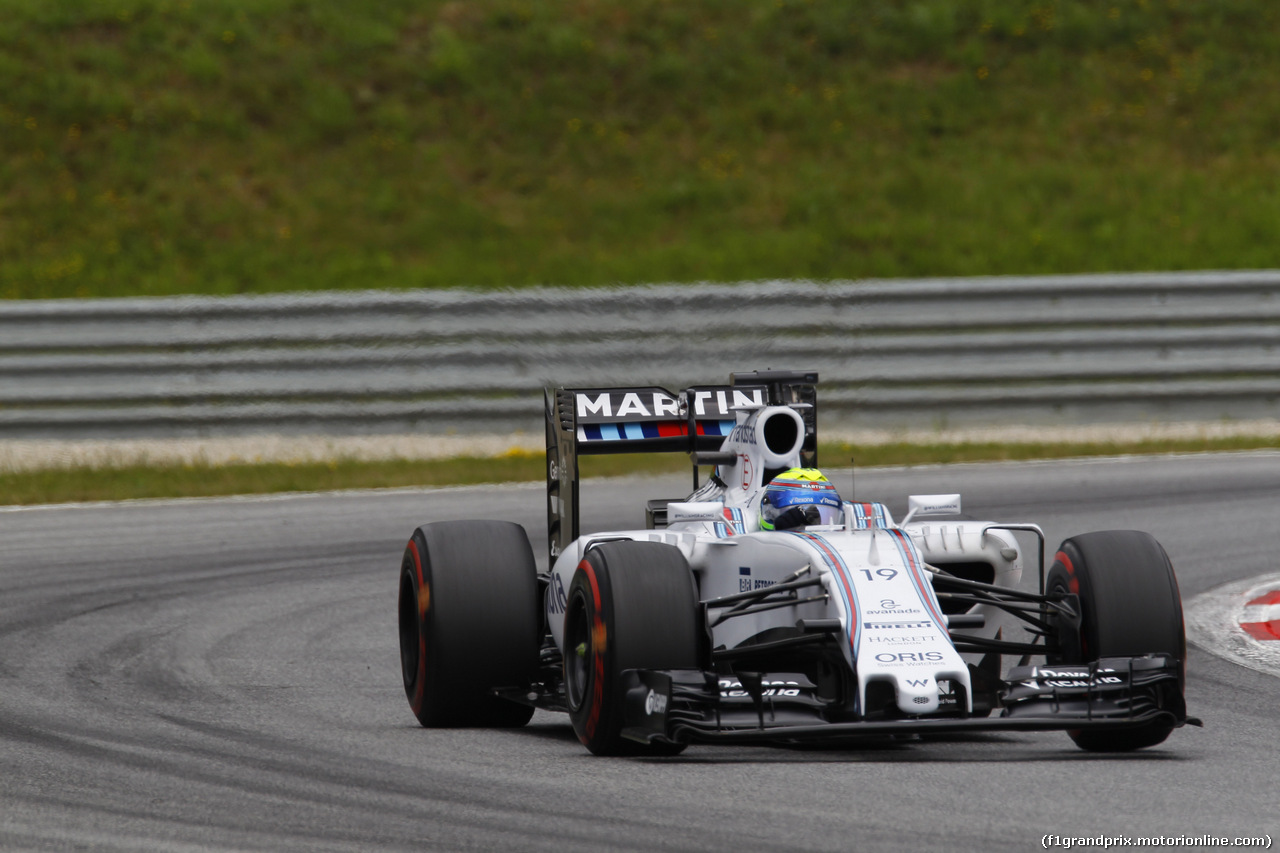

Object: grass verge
[6,0,1280,297]
[3,436,1274,506]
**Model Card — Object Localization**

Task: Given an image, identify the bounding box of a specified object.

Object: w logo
[906,678,930,688]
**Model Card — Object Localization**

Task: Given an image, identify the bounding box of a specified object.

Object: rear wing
[545,370,818,563]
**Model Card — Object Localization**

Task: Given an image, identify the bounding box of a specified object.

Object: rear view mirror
[902,494,962,524]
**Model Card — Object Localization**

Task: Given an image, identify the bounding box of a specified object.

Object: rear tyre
[1046,530,1185,752]
[563,541,702,756]
[398,520,538,728]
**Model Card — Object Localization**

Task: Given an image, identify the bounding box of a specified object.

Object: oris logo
[644,689,668,716]
[874,651,945,664]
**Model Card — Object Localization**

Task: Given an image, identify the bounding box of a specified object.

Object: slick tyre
[563,541,702,756]
[398,520,538,728]
[1046,530,1185,752]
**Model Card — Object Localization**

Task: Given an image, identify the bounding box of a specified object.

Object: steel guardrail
[1,271,1278,438]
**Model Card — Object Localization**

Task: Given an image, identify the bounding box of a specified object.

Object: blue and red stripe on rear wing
[578,418,736,444]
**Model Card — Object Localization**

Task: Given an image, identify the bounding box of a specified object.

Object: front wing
[620,656,1192,745]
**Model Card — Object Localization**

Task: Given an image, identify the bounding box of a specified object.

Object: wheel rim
[564,593,590,711]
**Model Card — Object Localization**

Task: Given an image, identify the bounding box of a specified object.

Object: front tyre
[398,520,538,728]
[564,541,702,756]
[1046,529,1185,752]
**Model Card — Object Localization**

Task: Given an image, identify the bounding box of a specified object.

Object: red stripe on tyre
[407,539,427,712]
[576,558,607,741]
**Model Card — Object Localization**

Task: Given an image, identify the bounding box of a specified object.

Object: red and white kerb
[1240,588,1280,642]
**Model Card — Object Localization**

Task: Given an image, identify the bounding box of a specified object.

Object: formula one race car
[397,370,1197,754]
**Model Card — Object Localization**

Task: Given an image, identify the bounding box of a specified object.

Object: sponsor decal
[575,391,681,420]
[545,574,568,616]
[727,422,758,446]
[793,491,844,504]
[689,388,765,417]
[617,392,659,417]
[906,678,931,688]
[862,608,923,616]
[873,651,945,665]
[1042,677,1123,688]
[1025,666,1124,689]
[644,689,668,716]
[848,502,891,530]
[906,494,962,517]
[772,477,837,495]
[864,621,934,630]
[574,387,765,422]
[739,453,753,491]
[718,679,802,698]
[863,634,934,644]
[669,506,717,522]
[737,564,775,592]
[1034,666,1118,678]
[577,392,612,418]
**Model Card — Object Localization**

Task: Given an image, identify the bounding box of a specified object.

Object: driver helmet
[760,468,844,530]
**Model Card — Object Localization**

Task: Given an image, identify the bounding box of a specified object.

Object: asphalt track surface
[1,452,1277,852]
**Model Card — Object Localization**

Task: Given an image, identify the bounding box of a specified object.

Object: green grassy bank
[4,0,1280,299]
[3,435,1275,505]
